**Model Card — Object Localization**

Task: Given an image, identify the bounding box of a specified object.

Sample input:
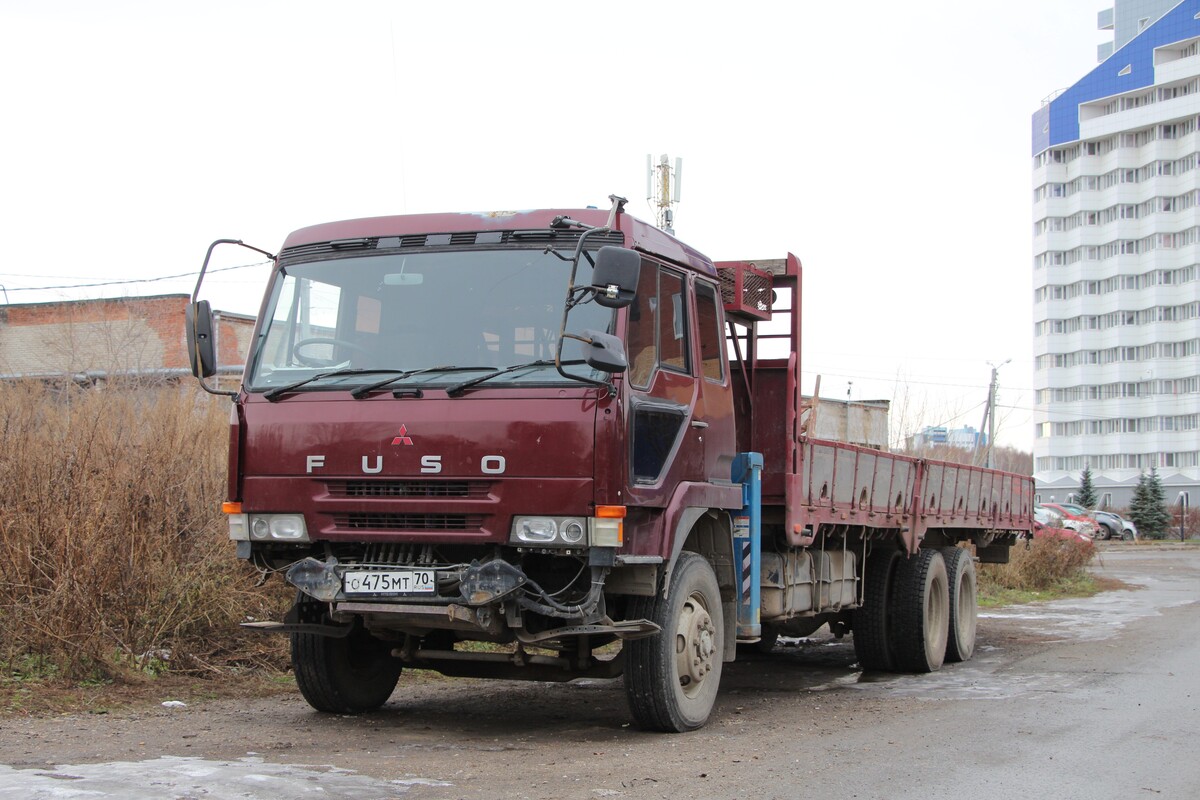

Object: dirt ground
[0,617,1056,799]
[2,545,1197,800]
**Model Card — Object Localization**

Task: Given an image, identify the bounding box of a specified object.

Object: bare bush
[892,441,1033,475]
[979,535,1095,593]
[0,380,288,682]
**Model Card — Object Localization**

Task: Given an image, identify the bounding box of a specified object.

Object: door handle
[690,420,709,429]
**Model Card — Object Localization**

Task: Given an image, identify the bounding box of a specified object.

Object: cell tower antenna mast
[646,153,682,235]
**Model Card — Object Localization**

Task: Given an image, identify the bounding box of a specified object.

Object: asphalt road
[1,545,1197,799]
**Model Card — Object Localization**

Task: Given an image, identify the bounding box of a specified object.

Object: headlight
[237,513,310,542]
[560,519,586,544]
[511,516,587,547]
[514,517,559,544]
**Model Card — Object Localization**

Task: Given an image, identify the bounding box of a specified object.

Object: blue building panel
[1032,104,1051,155]
[1033,0,1200,155]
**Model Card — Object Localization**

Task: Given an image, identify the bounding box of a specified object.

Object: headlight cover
[510,509,623,548]
[511,516,588,548]
[231,513,309,542]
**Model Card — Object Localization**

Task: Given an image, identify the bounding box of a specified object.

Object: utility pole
[978,359,1010,468]
[846,381,853,443]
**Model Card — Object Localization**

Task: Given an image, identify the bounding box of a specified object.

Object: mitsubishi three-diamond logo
[391,424,414,446]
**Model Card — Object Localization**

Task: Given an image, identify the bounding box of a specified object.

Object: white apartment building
[1032,0,1200,509]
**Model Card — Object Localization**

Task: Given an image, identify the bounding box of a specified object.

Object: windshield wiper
[263,368,404,402]
[445,359,584,397]
[350,365,494,399]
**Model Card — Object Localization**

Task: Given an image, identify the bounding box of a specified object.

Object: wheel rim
[957,570,977,645]
[675,591,717,699]
[927,572,949,659]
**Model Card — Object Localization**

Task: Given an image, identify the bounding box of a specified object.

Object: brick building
[0,294,254,382]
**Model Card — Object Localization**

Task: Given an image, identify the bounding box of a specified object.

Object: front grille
[333,513,486,531]
[328,480,490,499]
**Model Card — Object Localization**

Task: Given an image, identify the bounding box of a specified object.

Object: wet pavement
[0,756,449,799]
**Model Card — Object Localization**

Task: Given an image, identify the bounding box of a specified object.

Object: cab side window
[625,262,691,388]
[658,270,688,374]
[695,281,724,382]
[626,262,658,388]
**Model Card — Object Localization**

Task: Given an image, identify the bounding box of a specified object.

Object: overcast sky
[0,1,1114,449]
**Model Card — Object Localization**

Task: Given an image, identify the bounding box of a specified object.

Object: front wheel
[291,601,402,713]
[624,552,724,732]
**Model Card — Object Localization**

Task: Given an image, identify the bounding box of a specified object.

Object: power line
[2,260,271,293]
[800,367,1034,394]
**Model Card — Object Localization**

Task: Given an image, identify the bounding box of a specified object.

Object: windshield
[245,248,614,392]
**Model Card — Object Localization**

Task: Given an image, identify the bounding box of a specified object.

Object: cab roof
[281,208,717,277]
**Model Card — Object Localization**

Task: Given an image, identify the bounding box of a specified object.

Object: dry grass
[978,535,1097,605]
[0,380,288,687]
[0,378,1101,704]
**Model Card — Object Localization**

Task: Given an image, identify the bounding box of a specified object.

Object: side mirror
[186,300,217,378]
[578,329,627,373]
[591,246,641,309]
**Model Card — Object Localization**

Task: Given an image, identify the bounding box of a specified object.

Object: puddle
[981,552,1200,643]
[731,550,1200,704]
[0,756,450,799]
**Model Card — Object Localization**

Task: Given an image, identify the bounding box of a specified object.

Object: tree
[1129,468,1172,538]
[1077,466,1099,509]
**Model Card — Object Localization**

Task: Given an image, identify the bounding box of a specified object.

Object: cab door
[690,278,736,484]
[623,259,704,505]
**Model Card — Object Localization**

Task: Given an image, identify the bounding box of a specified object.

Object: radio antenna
[646,153,682,235]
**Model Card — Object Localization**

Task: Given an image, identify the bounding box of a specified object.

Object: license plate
[343,569,436,596]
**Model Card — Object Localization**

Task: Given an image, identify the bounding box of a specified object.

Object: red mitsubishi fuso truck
[187,196,1032,732]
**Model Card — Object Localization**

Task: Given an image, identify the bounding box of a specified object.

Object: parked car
[1033,506,1093,545]
[1034,504,1063,528]
[1093,510,1138,541]
[1040,502,1099,540]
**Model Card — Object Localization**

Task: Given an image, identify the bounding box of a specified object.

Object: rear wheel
[939,547,977,663]
[290,598,402,713]
[889,549,949,673]
[1096,524,1115,541]
[852,546,901,671]
[624,552,724,732]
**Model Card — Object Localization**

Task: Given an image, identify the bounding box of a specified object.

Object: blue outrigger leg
[732,452,763,640]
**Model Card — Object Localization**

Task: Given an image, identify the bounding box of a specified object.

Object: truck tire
[291,610,402,714]
[939,547,977,663]
[852,546,901,671]
[624,552,723,732]
[888,548,949,673]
